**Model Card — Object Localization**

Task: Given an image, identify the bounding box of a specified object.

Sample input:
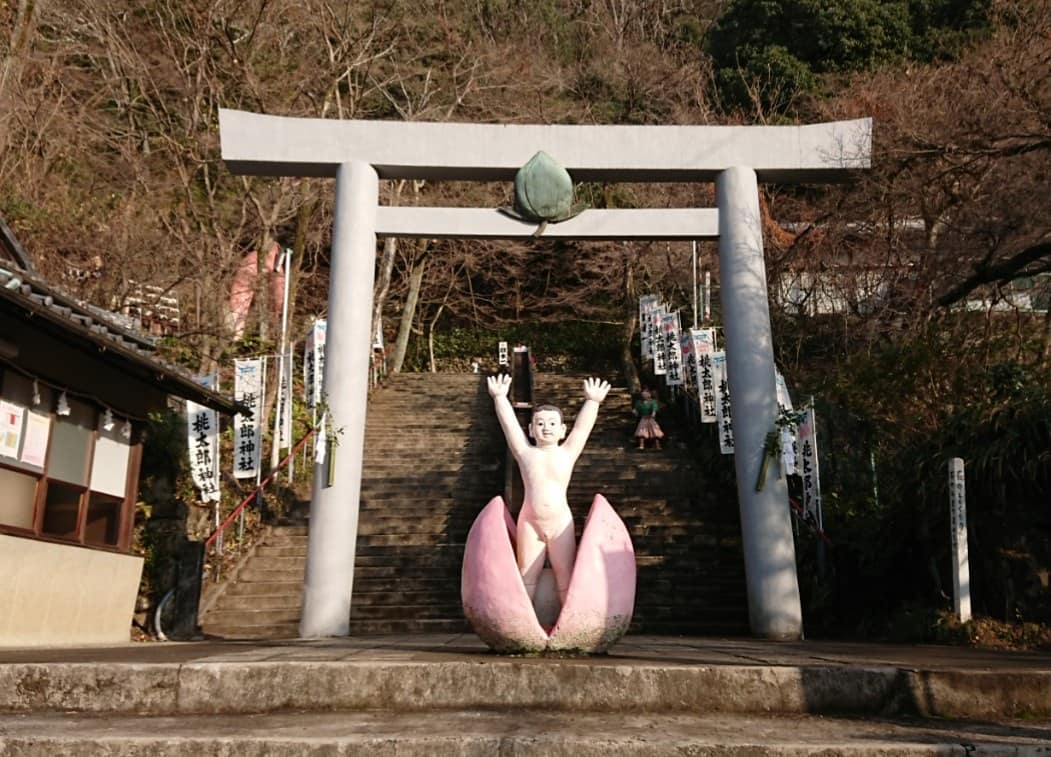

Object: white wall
[0,534,143,647]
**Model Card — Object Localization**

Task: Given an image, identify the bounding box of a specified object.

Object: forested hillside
[1,0,1048,640]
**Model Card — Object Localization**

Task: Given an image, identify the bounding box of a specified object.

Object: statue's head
[529,404,566,447]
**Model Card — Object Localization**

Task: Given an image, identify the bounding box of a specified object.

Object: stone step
[211,593,304,611]
[350,604,465,620]
[201,621,299,639]
[268,526,309,538]
[255,545,307,557]
[202,608,302,627]
[5,639,1048,723]
[237,566,306,583]
[10,709,1042,755]
[216,580,303,597]
[346,618,470,634]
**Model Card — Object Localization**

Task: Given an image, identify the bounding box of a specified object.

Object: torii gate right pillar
[718,166,802,638]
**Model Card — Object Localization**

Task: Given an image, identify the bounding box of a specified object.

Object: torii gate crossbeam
[219,109,871,641]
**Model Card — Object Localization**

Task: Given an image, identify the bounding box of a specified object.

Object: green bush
[792,324,1050,637]
[406,321,622,373]
[707,0,992,113]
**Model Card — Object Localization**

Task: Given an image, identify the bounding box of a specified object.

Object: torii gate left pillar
[218,110,871,640]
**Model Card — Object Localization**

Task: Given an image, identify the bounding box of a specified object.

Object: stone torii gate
[219,110,871,641]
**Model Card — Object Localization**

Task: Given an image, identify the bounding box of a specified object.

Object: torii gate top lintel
[219,109,871,184]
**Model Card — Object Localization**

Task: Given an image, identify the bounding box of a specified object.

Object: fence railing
[204,427,317,571]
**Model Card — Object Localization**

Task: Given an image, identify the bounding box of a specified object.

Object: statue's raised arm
[487,374,530,459]
[562,377,610,460]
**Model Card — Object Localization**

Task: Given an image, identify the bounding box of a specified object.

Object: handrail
[204,426,317,548]
[789,497,832,545]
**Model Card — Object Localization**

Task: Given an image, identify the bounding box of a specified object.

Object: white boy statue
[486,374,611,604]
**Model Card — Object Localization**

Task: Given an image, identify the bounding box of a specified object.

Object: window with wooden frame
[0,367,141,552]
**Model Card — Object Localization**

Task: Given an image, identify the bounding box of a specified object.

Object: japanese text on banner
[233,358,262,479]
[680,332,697,390]
[639,294,658,359]
[651,304,667,375]
[797,406,823,530]
[277,347,294,450]
[303,319,327,409]
[661,311,684,386]
[692,329,717,423]
[713,351,734,454]
[187,374,220,502]
[776,371,797,476]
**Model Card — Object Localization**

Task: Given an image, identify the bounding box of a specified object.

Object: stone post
[716,166,803,640]
[300,161,378,637]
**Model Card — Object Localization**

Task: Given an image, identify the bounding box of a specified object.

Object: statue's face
[530,409,566,447]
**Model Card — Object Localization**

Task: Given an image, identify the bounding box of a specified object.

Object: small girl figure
[633,389,664,450]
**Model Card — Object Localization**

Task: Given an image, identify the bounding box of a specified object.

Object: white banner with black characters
[713,351,734,454]
[692,329,717,423]
[948,457,971,621]
[661,311,684,386]
[233,358,263,480]
[277,346,294,451]
[775,371,797,476]
[303,319,327,410]
[639,294,659,360]
[187,374,220,502]
[680,331,697,390]
[703,270,712,322]
[651,303,667,375]
[797,406,823,531]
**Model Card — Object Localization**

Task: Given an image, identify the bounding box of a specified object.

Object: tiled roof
[0,265,237,414]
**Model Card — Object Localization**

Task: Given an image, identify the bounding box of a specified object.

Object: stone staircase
[349,372,505,633]
[200,371,748,638]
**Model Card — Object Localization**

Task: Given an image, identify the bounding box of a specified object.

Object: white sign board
[187,379,220,503]
[234,358,263,479]
[949,457,971,622]
[713,351,733,454]
[661,311,683,386]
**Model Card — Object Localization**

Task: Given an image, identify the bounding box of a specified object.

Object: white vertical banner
[233,359,263,479]
[639,294,658,359]
[797,407,823,530]
[949,457,971,622]
[703,270,712,322]
[661,311,684,386]
[693,329,717,423]
[187,374,220,502]
[372,317,384,351]
[776,371,796,476]
[680,331,697,390]
[713,351,734,454]
[498,340,509,367]
[278,345,294,450]
[315,411,328,465]
[303,319,327,410]
[775,371,793,411]
[652,304,667,375]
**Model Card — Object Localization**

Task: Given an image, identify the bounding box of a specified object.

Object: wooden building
[0,215,234,646]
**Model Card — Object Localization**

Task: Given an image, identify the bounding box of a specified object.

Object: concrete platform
[2,709,1050,755]
[1,633,1049,721]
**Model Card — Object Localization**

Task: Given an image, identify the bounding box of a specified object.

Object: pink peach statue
[461,375,636,653]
